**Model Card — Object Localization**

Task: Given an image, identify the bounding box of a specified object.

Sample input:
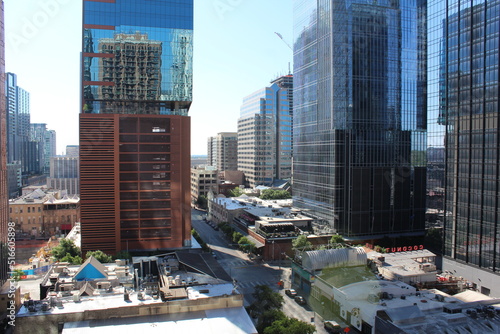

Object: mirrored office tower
[431,0,500,296]
[80,0,193,254]
[293,0,427,240]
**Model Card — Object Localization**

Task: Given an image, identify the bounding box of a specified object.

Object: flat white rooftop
[63,306,258,334]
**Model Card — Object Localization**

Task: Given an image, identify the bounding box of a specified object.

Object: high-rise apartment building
[238,75,293,188]
[5,72,30,166]
[47,156,79,195]
[0,0,9,287]
[293,1,427,240]
[28,123,51,175]
[7,161,21,198]
[44,129,56,173]
[207,132,238,171]
[429,0,500,297]
[80,0,193,254]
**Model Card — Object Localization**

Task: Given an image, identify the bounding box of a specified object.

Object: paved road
[192,209,333,333]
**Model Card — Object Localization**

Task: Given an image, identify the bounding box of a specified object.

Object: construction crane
[274,32,292,50]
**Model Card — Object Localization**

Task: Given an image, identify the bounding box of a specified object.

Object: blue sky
[4,0,293,155]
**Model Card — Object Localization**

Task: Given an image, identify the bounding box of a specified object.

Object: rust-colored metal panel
[83,53,115,58]
[80,114,191,254]
[83,81,115,86]
[83,24,115,30]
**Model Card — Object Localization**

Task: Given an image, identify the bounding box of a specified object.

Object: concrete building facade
[191,167,218,205]
[47,156,79,195]
[207,132,238,171]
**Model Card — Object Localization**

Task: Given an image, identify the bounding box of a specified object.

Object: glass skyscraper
[80,0,193,254]
[430,0,500,296]
[5,72,30,167]
[238,75,293,188]
[293,0,427,240]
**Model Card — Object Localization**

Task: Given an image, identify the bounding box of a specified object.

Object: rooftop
[62,306,257,334]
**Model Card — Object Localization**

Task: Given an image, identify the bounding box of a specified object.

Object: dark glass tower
[433,0,500,296]
[293,0,427,240]
[80,0,193,254]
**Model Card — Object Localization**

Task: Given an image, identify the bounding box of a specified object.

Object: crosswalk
[235,280,281,290]
[220,259,254,268]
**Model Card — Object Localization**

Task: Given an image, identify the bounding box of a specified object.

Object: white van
[324,320,342,333]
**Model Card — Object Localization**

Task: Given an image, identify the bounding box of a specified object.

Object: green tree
[330,234,344,244]
[196,195,208,209]
[256,309,286,333]
[114,251,132,260]
[248,285,283,318]
[232,231,243,243]
[51,239,81,262]
[263,317,315,334]
[260,189,292,200]
[228,187,243,197]
[11,269,25,282]
[60,254,83,265]
[292,235,312,252]
[86,250,113,263]
[238,236,256,253]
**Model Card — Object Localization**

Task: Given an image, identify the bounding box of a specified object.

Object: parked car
[285,289,297,298]
[324,320,342,333]
[294,295,306,305]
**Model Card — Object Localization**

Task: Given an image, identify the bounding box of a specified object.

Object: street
[191,208,331,333]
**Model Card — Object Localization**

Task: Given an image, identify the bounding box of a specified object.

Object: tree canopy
[228,187,243,197]
[86,250,113,263]
[259,189,291,200]
[263,316,315,334]
[248,285,284,318]
[292,235,313,252]
[51,239,81,264]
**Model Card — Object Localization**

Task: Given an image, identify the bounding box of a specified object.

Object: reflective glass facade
[80,0,193,253]
[238,75,293,188]
[82,0,193,115]
[435,0,500,274]
[293,0,427,239]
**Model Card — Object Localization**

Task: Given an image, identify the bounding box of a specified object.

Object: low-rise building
[16,253,256,334]
[292,248,500,334]
[368,249,438,285]
[191,167,218,205]
[9,189,80,238]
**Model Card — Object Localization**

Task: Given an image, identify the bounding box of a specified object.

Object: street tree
[249,285,284,316]
[263,316,315,334]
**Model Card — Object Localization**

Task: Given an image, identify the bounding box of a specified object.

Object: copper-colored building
[79,114,191,254]
[80,0,193,254]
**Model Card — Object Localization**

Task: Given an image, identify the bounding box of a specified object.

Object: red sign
[344,328,350,333]
[386,245,424,253]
